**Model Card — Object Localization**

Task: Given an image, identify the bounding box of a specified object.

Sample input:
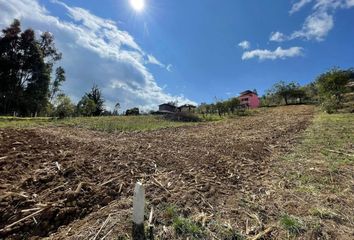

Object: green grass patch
[199,114,224,122]
[0,115,198,132]
[172,216,205,238]
[279,214,305,236]
[56,115,197,132]
[163,205,205,239]
[281,112,354,192]
[309,207,339,220]
[0,116,51,128]
[164,204,178,220]
[277,111,353,236]
[299,113,354,158]
[287,112,353,152]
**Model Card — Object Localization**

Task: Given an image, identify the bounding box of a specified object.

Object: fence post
[132,182,145,240]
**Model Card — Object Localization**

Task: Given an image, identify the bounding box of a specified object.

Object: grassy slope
[274,112,354,238]
[0,115,197,132]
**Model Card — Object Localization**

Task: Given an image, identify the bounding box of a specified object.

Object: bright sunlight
[130,0,145,12]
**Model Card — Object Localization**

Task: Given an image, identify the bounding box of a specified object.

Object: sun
[130,0,145,12]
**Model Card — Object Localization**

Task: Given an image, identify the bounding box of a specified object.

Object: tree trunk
[284,96,288,105]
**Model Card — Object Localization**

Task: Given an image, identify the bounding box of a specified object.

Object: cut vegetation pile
[2,105,352,239]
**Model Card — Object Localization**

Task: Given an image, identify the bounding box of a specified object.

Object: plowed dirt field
[0,105,315,239]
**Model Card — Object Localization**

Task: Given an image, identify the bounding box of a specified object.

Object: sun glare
[130,0,145,12]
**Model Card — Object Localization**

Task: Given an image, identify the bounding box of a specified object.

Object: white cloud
[290,0,313,14]
[291,11,333,40]
[166,64,173,72]
[273,0,354,41]
[269,31,287,42]
[146,54,164,67]
[0,0,195,111]
[242,47,304,60]
[145,55,173,72]
[346,0,354,7]
[238,40,250,49]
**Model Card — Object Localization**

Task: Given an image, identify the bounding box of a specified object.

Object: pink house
[239,90,260,108]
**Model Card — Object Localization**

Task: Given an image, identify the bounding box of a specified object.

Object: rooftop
[240,90,257,96]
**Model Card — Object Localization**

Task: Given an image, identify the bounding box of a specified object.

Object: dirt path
[0,105,314,239]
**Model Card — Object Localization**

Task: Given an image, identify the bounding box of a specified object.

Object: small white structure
[132,182,145,240]
[133,182,145,225]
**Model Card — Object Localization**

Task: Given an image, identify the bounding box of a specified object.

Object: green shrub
[321,96,340,114]
[164,112,201,122]
[54,95,75,118]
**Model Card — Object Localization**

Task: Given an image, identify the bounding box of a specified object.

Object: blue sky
[0,0,353,111]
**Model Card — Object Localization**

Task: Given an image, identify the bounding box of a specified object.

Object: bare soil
[0,105,315,239]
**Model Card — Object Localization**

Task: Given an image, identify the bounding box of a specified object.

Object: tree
[113,101,120,115]
[54,94,75,118]
[316,68,353,110]
[126,107,140,115]
[269,81,301,105]
[302,82,319,103]
[215,101,228,116]
[197,102,208,116]
[227,97,241,113]
[86,84,105,116]
[167,101,178,106]
[291,88,306,104]
[76,84,105,116]
[0,19,63,116]
[50,66,66,101]
[77,95,97,116]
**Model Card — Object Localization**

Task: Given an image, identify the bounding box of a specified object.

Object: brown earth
[0,105,315,239]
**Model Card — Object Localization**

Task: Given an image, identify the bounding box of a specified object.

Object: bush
[234,109,249,116]
[164,112,201,122]
[54,95,75,118]
[126,107,140,116]
[321,96,340,114]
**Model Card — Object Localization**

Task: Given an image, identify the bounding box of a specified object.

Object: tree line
[197,97,242,117]
[197,68,353,116]
[52,84,121,118]
[262,68,354,113]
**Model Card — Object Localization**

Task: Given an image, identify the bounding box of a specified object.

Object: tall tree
[113,100,120,115]
[87,84,105,116]
[0,19,22,114]
[77,84,105,116]
[50,66,66,101]
[0,19,63,116]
